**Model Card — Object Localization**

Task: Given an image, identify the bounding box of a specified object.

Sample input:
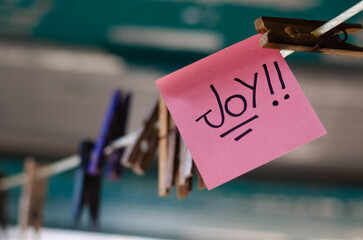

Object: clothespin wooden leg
[158,97,170,197]
[121,101,159,175]
[31,175,47,232]
[158,98,180,197]
[175,170,193,199]
[131,134,158,175]
[18,157,48,237]
[120,128,143,168]
[165,113,179,190]
[176,137,193,199]
[18,157,36,234]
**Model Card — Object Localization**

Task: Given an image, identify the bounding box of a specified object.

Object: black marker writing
[195,85,225,128]
[196,81,252,128]
[235,128,253,141]
[264,61,290,106]
[195,62,290,143]
[274,61,290,103]
[195,75,257,141]
[224,94,247,117]
[274,61,285,89]
[234,72,258,108]
[220,115,259,141]
[263,64,274,95]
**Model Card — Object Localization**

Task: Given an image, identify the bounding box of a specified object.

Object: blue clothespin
[88,90,132,177]
[88,90,122,175]
[105,92,132,181]
[72,140,101,230]
[72,90,132,229]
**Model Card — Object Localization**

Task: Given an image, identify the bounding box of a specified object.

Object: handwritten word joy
[195,61,289,141]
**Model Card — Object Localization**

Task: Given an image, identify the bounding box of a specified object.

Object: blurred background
[0,0,363,239]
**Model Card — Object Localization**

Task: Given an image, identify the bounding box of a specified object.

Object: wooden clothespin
[0,172,8,231]
[121,101,159,175]
[175,137,193,199]
[159,97,190,197]
[255,16,363,57]
[18,157,48,235]
[158,97,172,197]
[105,91,132,181]
[72,140,101,231]
[159,103,179,197]
[158,98,202,198]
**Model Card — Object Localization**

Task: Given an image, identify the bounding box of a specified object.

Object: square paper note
[156,34,326,190]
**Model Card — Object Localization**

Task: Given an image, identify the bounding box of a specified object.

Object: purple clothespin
[88,90,122,175]
[88,90,132,177]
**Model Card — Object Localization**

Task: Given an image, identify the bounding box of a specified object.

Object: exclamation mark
[263,63,278,106]
[263,64,274,94]
[263,62,290,107]
[274,61,290,102]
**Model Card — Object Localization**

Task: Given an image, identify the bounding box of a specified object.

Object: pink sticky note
[156,34,326,190]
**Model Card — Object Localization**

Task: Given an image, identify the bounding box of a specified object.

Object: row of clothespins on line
[81,92,207,199]
[0,2,363,233]
[70,94,205,232]
[0,92,206,234]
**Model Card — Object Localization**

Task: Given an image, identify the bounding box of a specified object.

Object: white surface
[2,227,165,240]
